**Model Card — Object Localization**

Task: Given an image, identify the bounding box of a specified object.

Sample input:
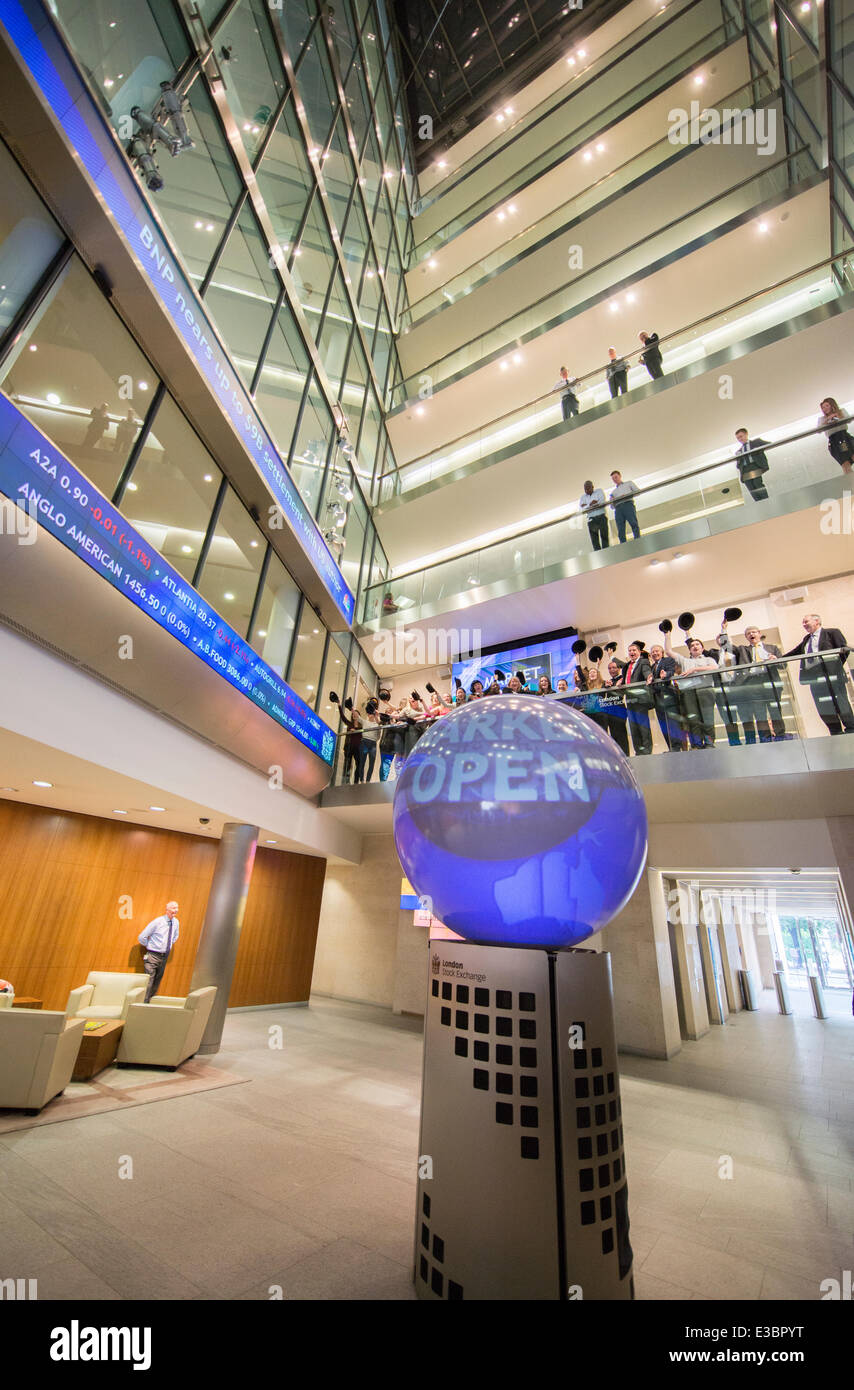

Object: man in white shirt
[552,366,580,421]
[609,471,641,542]
[674,639,719,748]
[784,614,854,734]
[138,901,180,1002]
[578,480,609,550]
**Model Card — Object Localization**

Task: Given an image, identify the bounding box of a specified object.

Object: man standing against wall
[139,900,180,1002]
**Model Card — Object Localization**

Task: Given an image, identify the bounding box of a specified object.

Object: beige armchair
[0,1007,85,1113]
[116,987,217,1069]
[66,971,148,1021]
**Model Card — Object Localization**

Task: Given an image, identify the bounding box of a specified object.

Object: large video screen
[452,629,584,693]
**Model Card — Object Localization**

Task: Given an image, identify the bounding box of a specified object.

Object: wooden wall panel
[0,802,326,1012]
[231,848,327,1007]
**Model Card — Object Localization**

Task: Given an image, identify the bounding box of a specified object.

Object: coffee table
[11,996,42,1009]
[71,1021,124,1081]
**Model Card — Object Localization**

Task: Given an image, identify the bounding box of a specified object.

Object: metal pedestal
[773,970,792,1015]
[415,939,633,1300]
[738,968,758,1010]
[808,973,828,1019]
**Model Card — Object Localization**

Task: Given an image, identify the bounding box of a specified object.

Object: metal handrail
[406,73,772,318]
[365,415,849,601]
[413,2,727,250]
[391,146,810,411]
[327,650,852,750]
[414,0,708,218]
[380,244,848,487]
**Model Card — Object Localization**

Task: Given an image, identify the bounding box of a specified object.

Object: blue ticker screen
[0,393,336,765]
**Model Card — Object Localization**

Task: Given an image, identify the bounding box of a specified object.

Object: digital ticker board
[0,392,336,766]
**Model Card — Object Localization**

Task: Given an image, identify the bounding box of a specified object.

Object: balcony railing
[326,651,854,788]
[391,148,817,414]
[378,248,853,504]
[411,5,734,260]
[407,77,774,328]
[363,418,850,623]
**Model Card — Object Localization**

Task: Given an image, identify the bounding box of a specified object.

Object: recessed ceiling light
[181,544,192,553]
[195,220,203,228]
[596,143,605,153]
[626,292,636,303]
[113,809,128,814]
[223,592,234,601]
[104,78,114,89]
[28,344,37,352]
[250,540,258,548]
[567,55,576,65]
[149,805,165,811]
[46,392,61,405]
[126,482,138,492]
[583,150,592,162]
[428,258,438,268]
[757,221,769,233]
[312,628,320,635]
[0,787,17,792]
[500,361,509,370]
[266,839,277,844]
[577,48,586,57]
[203,474,213,482]
[33,780,53,788]
[306,685,314,692]
[138,380,149,390]
[415,405,425,416]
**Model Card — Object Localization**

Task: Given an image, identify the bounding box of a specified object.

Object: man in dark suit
[734,428,771,501]
[646,643,685,749]
[784,614,854,734]
[616,642,653,754]
[718,620,786,741]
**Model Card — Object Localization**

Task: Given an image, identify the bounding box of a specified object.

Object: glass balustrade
[364,420,848,622]
[411,19,733,262]
[326,652,854,788]
[414,0,704,217]
[406,78,773,327]
[378,247,851,504]
[391,149,815,412]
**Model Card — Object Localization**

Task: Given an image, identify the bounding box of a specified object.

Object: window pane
[256,97,315,251]
[50,0,190,137]
[319,631,352,723]
[122,392,221,582]
[316,269,354,396]
[290,374,334,514]
[253,305,312,467]
[197,484,264,638]
[0,143,65,337]
[217,0,285,162]
[203,204,279,387]
[276,0,315,64]
[323,114,357,236]
[249,549,300,675]
[292,195,336,324]
[154,81,243,286]
[295,26,339,152]
[288,604,326,706]
[0,256,157,499]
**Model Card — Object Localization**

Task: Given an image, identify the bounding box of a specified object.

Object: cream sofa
[66,971,148,1021]
[0,1007,85,1113]
[116,987,217,1069]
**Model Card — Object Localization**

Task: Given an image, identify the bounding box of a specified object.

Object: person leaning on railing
[672,638,720,749]
[717,619,787,743]
[783,614,854,735]
[817,397,854,475]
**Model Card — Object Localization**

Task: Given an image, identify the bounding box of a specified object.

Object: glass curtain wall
[46,0,416,557]
[0,137,379,721]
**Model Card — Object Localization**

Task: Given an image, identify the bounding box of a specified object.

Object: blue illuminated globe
[393,697,647,948]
